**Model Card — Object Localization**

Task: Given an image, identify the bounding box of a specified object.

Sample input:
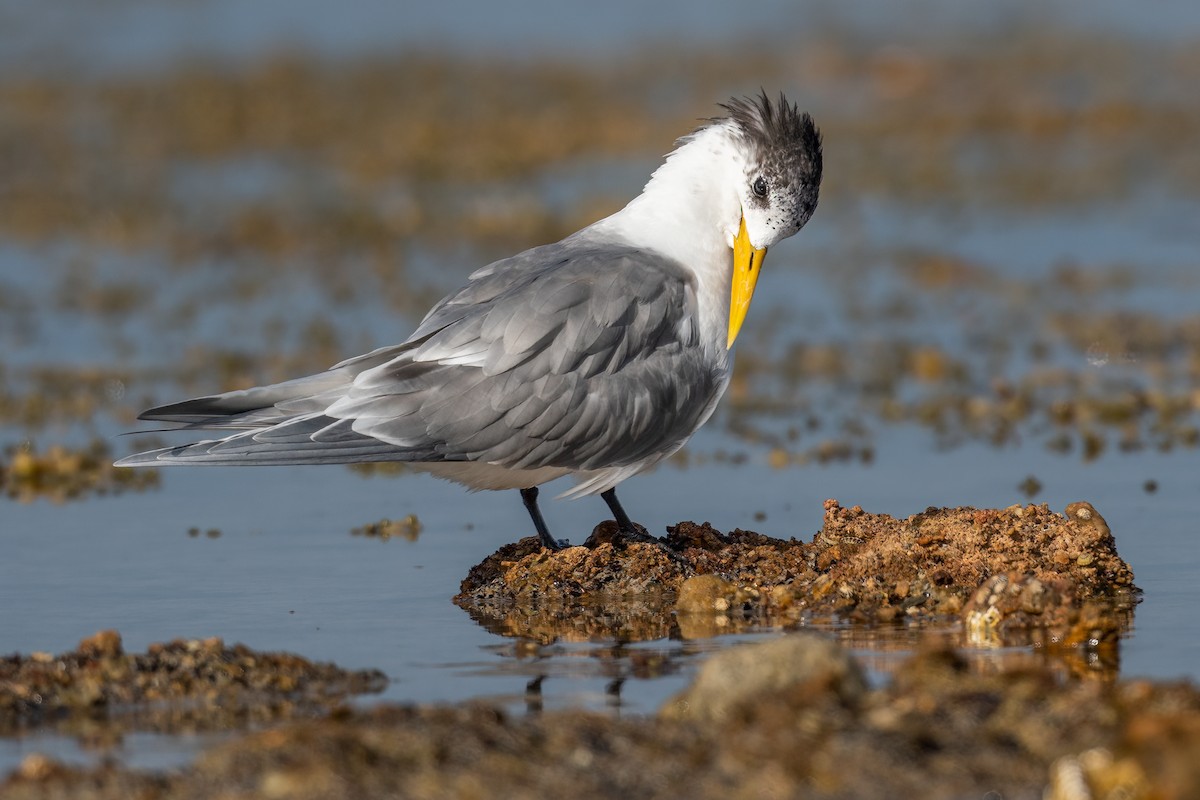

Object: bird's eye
[752,176,768,198]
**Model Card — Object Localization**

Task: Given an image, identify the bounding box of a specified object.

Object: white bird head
[724,92,823,249]
[594,92,822,350]
[721,92,823,347]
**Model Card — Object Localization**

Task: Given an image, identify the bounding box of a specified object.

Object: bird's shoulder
[401,237,701,375]
[416,237,696,332]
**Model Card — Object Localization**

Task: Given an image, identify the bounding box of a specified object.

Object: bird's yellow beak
[727,216,767,349]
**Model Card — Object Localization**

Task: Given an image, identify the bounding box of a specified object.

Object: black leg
[606,677,625,707]
[525,675,545,714]
[601,488,660,543]
[601,487,637,533]
[521,487,565,550]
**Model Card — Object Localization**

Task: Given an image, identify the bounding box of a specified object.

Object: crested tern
[117,92,823,550]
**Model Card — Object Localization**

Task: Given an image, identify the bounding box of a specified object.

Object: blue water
[4,0,1199,75]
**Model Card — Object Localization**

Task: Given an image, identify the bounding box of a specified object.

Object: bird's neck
[601,123,743,268]
[589,123,744,359]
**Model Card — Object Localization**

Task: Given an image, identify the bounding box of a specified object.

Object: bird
[116,92,823,551]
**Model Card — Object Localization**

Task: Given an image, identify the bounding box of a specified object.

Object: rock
[674,575,738,614]
[673,574,748,639]
[661,633,866,724]
[1045,748,1150,800]
[0,630,388,735]
[77,629,123,659]
[456,500,1138,646]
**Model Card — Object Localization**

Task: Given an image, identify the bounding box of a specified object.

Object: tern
[117,92,823,550]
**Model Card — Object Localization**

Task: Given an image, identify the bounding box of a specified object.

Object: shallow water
[4,0,1200,776]
[4,421,1198,770]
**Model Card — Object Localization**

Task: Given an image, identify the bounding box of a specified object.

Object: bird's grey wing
[132,342,421,429]
[121,242,724,470]
[114,412,442,466]
[132,239,579,431]
[116,338,441,465]
[115,245,565,465]
[327,243,724,471]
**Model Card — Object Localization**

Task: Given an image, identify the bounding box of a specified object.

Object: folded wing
[118,239,722,474]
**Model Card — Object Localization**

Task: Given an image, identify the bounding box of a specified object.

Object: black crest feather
[719,90,822,186]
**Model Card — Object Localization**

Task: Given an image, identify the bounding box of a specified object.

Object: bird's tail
[116,342,423,467]
[115,414,437,467]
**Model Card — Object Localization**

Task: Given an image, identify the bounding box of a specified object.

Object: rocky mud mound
[456,499,1138,646]
[0,631,387,736]
[6,635,1200,800]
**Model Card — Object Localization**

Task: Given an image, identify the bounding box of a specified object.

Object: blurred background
[3,0,1200,769]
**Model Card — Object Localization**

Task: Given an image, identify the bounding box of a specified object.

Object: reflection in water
[460,598,1129,713]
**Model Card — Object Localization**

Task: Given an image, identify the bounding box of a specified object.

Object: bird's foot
[538,531,570,551]
[613,523,694,570]
[615,524,663,546]
[585,520,652,547]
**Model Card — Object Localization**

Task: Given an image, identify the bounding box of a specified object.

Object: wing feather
[122,236,725,478]
[341,242,722,471]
